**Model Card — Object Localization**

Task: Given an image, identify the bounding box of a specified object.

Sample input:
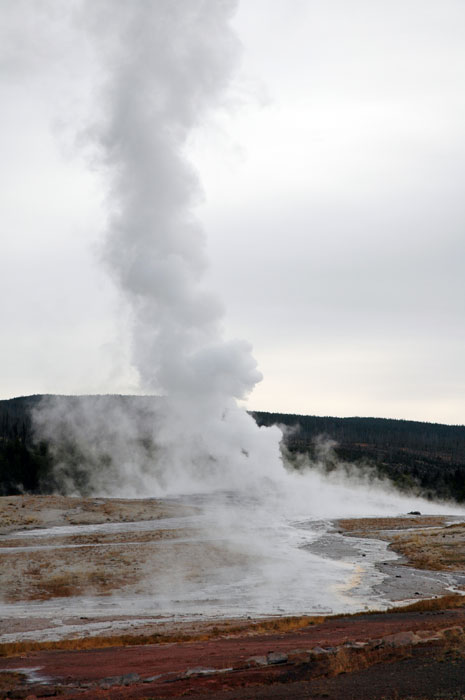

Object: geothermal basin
[1,490,465,644]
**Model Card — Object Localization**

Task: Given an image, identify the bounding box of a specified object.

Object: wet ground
[2,495,465,698]
[1,495,465,643]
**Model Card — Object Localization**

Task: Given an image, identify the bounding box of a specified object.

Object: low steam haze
[1,0,465,425]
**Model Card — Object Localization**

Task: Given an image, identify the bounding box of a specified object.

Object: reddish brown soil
[2,608,465,699]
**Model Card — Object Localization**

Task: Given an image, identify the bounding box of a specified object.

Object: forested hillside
[253,411,465,501]
[1,395,464,501]
[0,395,49,494]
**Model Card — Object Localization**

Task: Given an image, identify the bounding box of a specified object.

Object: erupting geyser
[90,0,286,493]
[34,0,283,497]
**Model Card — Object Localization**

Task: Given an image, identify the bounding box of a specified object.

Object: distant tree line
[252,412,465,460]
[1,396,465,502]
[0,396,53,494]
[253,411,465,502]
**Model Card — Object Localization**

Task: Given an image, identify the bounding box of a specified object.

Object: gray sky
[1,0,464,424]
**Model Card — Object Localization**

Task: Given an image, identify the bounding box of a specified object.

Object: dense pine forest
[252,411,465,502]
[1,395,465,502]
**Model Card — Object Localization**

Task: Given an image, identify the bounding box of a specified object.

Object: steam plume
[69,0,282,494]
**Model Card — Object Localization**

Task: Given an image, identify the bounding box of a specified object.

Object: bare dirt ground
[0,495,211,640]
[2,499,465,698]
[2,609,465,698]
[0,494,208,602]
[0,495,256,642]
[339,515,465,571]
[0,495,194,534]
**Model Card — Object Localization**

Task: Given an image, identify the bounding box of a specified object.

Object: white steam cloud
[33,0,283,496]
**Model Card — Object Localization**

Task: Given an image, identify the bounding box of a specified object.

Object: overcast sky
[1,0,464,425]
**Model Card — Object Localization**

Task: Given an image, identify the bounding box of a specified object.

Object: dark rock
[121,672,140,685]
[379,631,420,648]
[343,641,367,650]
[310,646,331,657]
[244,655,268,668]
[99,676,121,687]
[266,652,288,665]
[185,667,216,677]
[160,671,184,684]
[287,649,312,664]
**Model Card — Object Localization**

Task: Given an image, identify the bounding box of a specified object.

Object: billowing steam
[33,0,283,496]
